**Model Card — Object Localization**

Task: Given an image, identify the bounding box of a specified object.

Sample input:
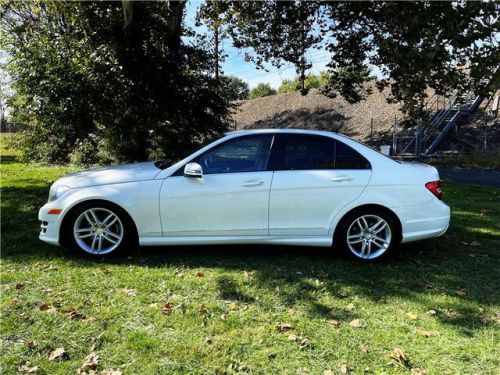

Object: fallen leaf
[406,312,418,320]
[455,290,466,297]
[26,341,36,349]
[349,319,365,328]
[101,370,122,375]
[78,352,99,373]
[48,347,67,361]
[39,303,56,313]
[195,271,205,277]
[299,338,310,349]
[228,302,238,310]
[148,303,159,308]
[277,323,293,333]
[426,309,437,316]
[329,319,341,328]
[338,291,349,298]
[415,328,434,337]
[323,370,334,375]
[162,302,174,314]
[469,241,480,247]
[17,365,38,373]
[243,270,255,278]
[205,337,212,344]
[15,283,25,290]
[389,348,408,365]
[346,303,356,310]
[411,368,426,375]
[123,288,138,297]
[363,367,372,372]
[339,364,350,374]
[66,309,85,320]
[10,298,20,307]
[220,314,227,321]
[288,334,300,342]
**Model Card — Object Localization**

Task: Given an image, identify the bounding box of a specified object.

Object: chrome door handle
[331,175,352,182]
[241,180,265,187]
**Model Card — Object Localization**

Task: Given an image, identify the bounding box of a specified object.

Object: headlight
[48,185,70,202]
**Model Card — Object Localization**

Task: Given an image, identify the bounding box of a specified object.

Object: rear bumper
[38,204,61,246]
[396,200,450,243]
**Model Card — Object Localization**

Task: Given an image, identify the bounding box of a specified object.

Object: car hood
[54,162,161,189]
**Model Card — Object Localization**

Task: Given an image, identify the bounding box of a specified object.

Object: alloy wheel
[346,214,392,260]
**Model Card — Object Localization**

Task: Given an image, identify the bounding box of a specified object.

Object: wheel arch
[59,199,139,247]
[333,204,403,247]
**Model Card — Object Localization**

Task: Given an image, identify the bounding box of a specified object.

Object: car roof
[224,129,339,137]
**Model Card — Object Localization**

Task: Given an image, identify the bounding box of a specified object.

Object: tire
[337,208,398,261]
[61,201,137,258]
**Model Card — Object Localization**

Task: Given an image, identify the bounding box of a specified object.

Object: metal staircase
[398,82,487,156]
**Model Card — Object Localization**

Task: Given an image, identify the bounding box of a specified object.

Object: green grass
[426,151,500,171]
[1,135,499,375]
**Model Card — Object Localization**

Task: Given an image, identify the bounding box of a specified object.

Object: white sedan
[39,129,450,261]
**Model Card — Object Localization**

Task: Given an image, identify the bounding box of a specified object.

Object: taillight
[425,180,442,200]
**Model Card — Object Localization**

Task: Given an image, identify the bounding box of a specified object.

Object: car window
[268,134,335,170]
[193,135,273,174]
[335,140,371,169]
[268,134,370,170]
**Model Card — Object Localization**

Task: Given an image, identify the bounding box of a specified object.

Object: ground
[1,135,499,375]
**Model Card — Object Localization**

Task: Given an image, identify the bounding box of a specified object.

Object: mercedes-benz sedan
[39,129,450,261]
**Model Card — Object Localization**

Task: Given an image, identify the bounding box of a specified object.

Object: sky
[185,0,332,89]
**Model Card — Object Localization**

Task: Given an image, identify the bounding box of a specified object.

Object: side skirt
[139,236,332,247]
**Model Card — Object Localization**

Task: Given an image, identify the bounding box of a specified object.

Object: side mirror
[184,162,203,178]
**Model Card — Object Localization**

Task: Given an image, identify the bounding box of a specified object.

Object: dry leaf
[17,365,38,374]
[66,309,85,320]
[10,298,20,307]
[39,304,56,313]
[205,337,212,344]
[323,370,334,375]
[162,302,174,314]
[78,352,99,373]
[349,319,365,328]
[338,291,349,298]
[329,319,341,328]
[469,241,480,247]
[406,312,418,320]
[411,368,426,375]
[228,302,238,310]
[243,271,255,278]
[220,314,227,321]
[15,283,25,290]
[277,323,293,333]
[195,271,205,277]
[455,290,466,297]
[148,303,159,308]
[426,309,437,316]
[346,303,356,310]
[415,328,434,337]
[299,338,310,349]
[123,288,138,297]
[389,348,408,365]
[340,364,350,374]
[26,340,36,349]
[48,347,67,361]
[288,334,300,342]
[101,370,122,375]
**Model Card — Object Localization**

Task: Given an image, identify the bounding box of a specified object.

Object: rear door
[268,134,372,236]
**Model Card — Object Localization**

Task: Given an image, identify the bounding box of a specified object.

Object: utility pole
[214,24,219,83]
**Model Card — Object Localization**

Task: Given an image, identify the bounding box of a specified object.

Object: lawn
[1,135,499,375]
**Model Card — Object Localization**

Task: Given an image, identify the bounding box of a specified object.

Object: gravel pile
[231,84,405,141]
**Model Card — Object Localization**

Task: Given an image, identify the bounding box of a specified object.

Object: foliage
[203,1,499,119]
[1,137,500,374]
[278,72,330,94]
[220,75,249,101]
[1,0,230,164]
[249,83,277,99]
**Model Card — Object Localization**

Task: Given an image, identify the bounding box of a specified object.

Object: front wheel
[339,210,397,261]
[63,202,136,257]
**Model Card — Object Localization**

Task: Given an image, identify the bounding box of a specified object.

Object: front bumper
[38,204,62,246]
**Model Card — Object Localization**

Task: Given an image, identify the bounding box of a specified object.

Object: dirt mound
[231,86,405,140]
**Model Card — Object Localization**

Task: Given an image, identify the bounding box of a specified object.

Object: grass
[426,151,500,171]
[1,134,499,375]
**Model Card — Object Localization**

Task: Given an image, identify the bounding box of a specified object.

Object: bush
[249,83,277,99]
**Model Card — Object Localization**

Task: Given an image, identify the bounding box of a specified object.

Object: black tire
[336,208,399,261]
[61,201,137,258]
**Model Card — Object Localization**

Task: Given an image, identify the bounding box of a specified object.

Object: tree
[204,1,499,118]
[1,0,230,164]
[249,83,277,99]
[278,72,330,94]
[220,75,249,101]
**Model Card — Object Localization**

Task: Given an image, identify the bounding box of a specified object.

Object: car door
[268,134,372,236]
[159,134,274,236]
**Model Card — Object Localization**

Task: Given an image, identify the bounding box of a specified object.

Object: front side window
[194,135,273,174]
[268,134,370,170]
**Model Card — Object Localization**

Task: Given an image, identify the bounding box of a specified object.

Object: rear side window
[268,134,370,170]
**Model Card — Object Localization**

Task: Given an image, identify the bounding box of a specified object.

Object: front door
[159,134,274,236]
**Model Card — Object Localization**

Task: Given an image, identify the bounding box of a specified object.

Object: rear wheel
[339,209,397,261]
[63,202,136,257]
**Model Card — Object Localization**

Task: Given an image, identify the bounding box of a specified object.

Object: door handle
[241,180,265,187]
[331,175,352,182]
